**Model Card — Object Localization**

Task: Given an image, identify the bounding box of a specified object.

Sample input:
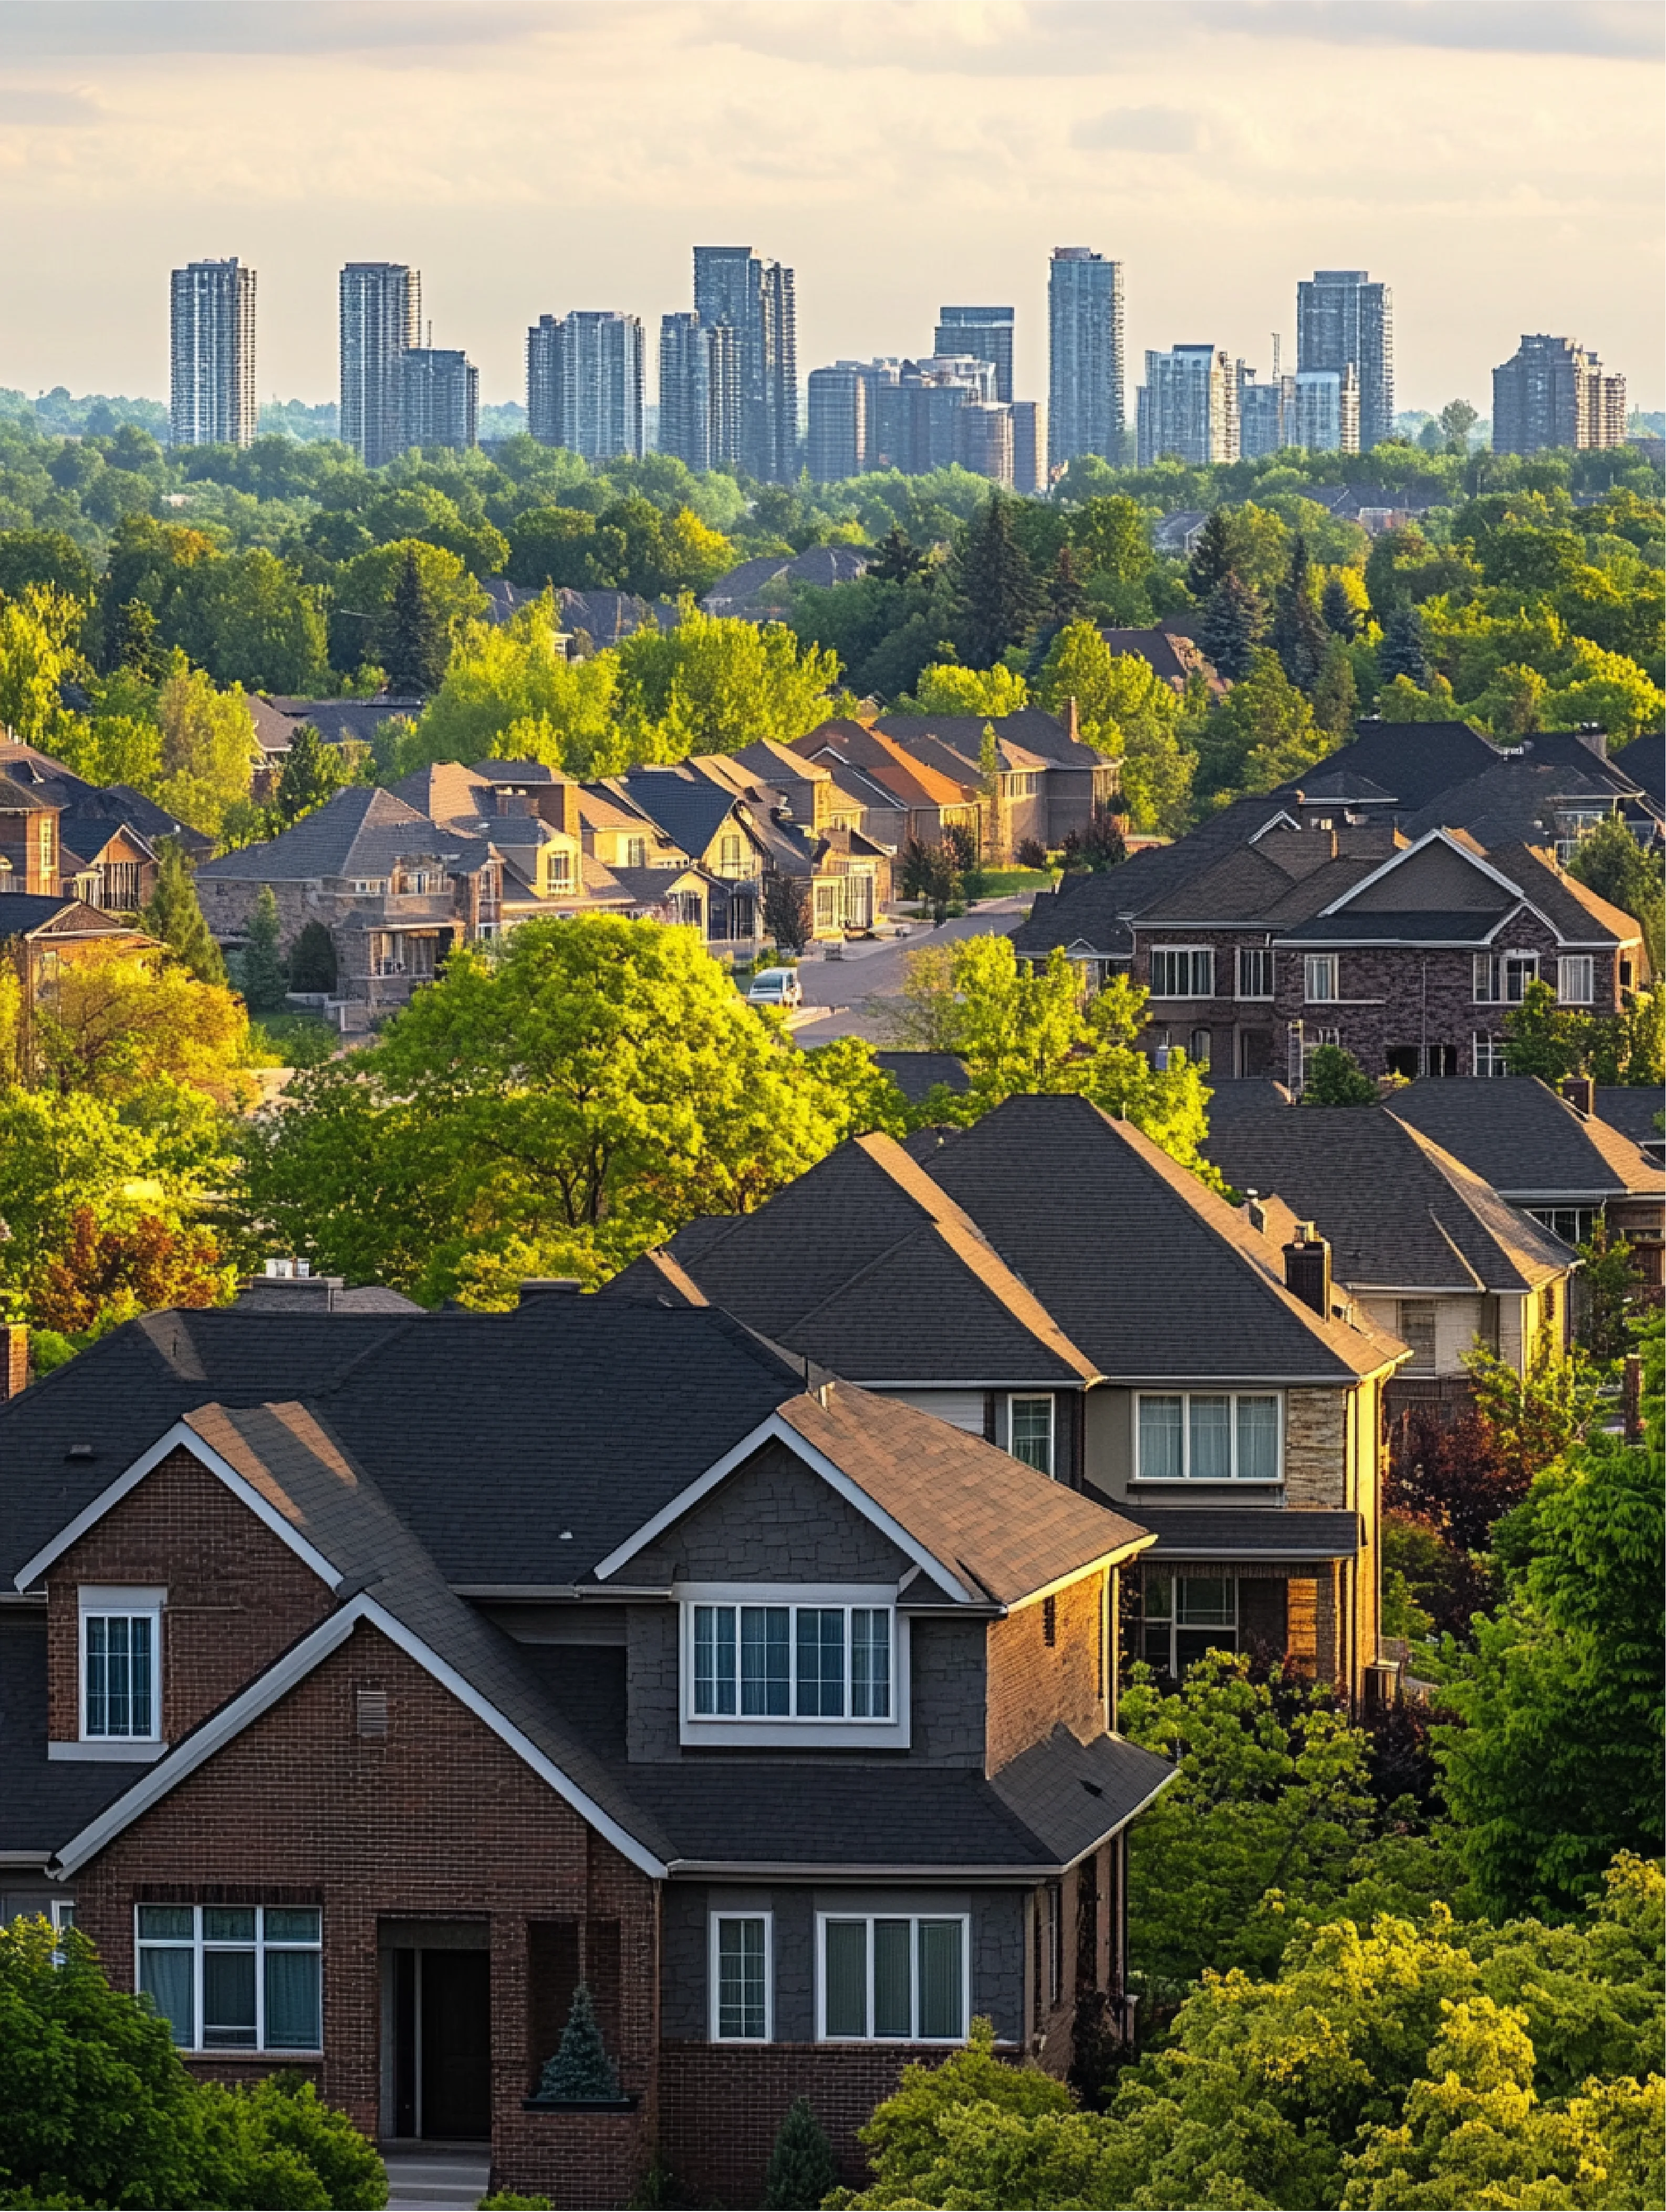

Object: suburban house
[1,1295,1171,2207]
[0,892,152,1077]
[0,738,210,909]
[873,708,1122,853]
[614,1094,1409,1706]
[1097,626,1227,700]
[793,722,982,857]
[699,547,869,622]
[696,752,894,934]
[1202,1092,1578,1414]
[1389,1076,1665,1290]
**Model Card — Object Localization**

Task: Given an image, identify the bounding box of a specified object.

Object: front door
[422,1951,491,2137]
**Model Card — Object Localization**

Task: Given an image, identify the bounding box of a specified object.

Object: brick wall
[46,1445,335,1743]
[72,1621,658,2208]
[985,1569,1105,1775]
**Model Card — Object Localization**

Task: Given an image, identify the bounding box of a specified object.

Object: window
[1141,1575,1238,1676]
[1398,1299,1438,1372]
[1236,947,1274,999]
[1474,952,1537,1004]
[1189,1027,1212,1068]
[81,1591,162,1741]
[1008,1395,1055,1478]
[623,836,647,869]
[1042,1595,1058,1648]
[349,879,386,896]
[1135,1393,1281,1482]
[1472,1034,1509,1077]
[690,1603,891,1721]
[546,850,574,891]
[1304,954,1338,1003]
[136,1906,321,2052]
[1526,1206,1597,1246]
[719,833,746,877]
[1006,771,1039,799]
[1149,947,1214,998]
[711,1913,770,2041]
[818,1915,967,2042]
[814,881,841,931]
[40,816,54,874]
[1557,955,1594,1005]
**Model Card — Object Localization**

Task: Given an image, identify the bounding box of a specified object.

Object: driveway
[790,897,1031,1043]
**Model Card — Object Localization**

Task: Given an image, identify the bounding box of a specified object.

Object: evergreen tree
[535,1982,621,2103]
[1185,508,1235,599]
[287,920,338,995]
[1311,637,1360,736]
[380,545,449,695]
[240,885,288,1015]
[869,524,927,585]
[139,839,226,986]
[1196,570,1262,682]
[956,497,1039,667]
[274,724,351,828]
[763,2098,838,2210]
[1044,544,1087,628]
[1270,535,1328,691]
[1320,574,1359,640]
[1379,605,1431,687]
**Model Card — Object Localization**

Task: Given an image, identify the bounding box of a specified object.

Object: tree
[1575,1220,1646,1362]
[34,1207,232,1335]
[35,943,254,1108]
[152,657,258,839]
[763,2097,839,2209]
[1070,495,1150,590]
[406,602,622,778]
[1196,569,1262,681]
[1320,573,1360,640]
[612,604,842,759]
[1033,626,1196,835]
[332,538,486,680]
[381,543,450,695]
[113,594,162,680]
[1439,397,1480,453]
[1058,804,1127,874]
[1300,1042,1377,1105]
[868,523,928,585]
[1311,637,1360,736]
[1378,606,1431,686]
[905,661,1029,717]
[1270,535,1329,691]
[240,886,289,1016]
[1565,815,1664,976]
[1185,508,1235,599]
[1042,543,1088,628]
[1202,646,1328,796]
[955,496,1039,666]
[174,547,330,694]
[138,841,225,985]
[763,872,812,955]
[534,1982,621,2103]
[0,524,97,605]
[274,723,352,828]
[239,916,883,1304]
[287,919,338,994]
[1503,977,1588,1083]
[0,583,82,749]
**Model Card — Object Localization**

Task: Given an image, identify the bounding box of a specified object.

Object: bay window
[1135,1393,1280,1482]
[818,1914,967,2042]
[136,1905,321,2052]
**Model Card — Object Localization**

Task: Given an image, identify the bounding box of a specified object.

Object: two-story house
[792,724,983,857]
[696,753,893,936]
[873,707,1122,854]
[1,1296,1170,2208]
[1203,1092,1577,1416]
[617,1095,1408,1706]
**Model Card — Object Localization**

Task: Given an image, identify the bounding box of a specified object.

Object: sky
[0,0,1661,415]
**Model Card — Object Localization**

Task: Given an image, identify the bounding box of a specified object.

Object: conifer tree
[1311,638,1360,736]
[1196,570,1262,682]
[1045,544,1087,628]
[139,839,226,986]
[240,885,288,1015]
[1320,573,1359,640]
[762,2098,838,2210]
[1378,605,1431,687]
[869,524,927,585]
[1185,508,1235,598]
[956,497,1039,667]
[536,1982,621,2103]
[381,545,449,695]
[274,724,351,828]
[287,920,338,995]
[1270,535,1329,691]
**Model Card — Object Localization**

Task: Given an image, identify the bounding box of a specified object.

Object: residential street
[789,895,1032,1041]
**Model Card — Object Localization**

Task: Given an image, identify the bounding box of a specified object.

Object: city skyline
[0,3,1658,413]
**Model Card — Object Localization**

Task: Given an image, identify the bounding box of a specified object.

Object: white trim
[814,1910,971,2044]
[590,1411,976,1603]
[50,1739,169,1762]
[709,1910,773,2043]
[134,1902,324,2057]
[15,1422,341,1595]
[79,1598,163,1746]
[1148,944,1216,999]
[1134,1391,1285,1484]
[679,1594,910,1749]
[1007,1394,1056,1480]
[1316,827,1525,917]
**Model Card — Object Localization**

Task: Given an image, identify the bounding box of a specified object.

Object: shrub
[1015,837,1049,868]
[287,920,339,995]
[763,2096,838,2209]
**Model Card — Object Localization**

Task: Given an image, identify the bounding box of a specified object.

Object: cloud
[0,84,101,126]
[0,1,555,57]
[1071,106,1203,154]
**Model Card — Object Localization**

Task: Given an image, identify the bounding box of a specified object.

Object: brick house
[613,1094,1409,1706]
[873,708,1122,855]
[1,1297,1170,2207]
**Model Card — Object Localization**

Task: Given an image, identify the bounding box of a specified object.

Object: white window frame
[79,1587,163,1747]
[1006,1394,1056,1479]
[709,1911,773,2043]
[1236,946,1274,1000]
[1472,1034,1509,1077]
[815,1912,970,2044]
[1149,946,1214,999]
[1133,1392,1284,1484]
[1140,1573,1240,1676]
[1398,1299,1439,1373]
[1304,953,1339,1003]
[678,1583,910,1749]
[134,1904,322,2056]
[1556,955,1594,1005]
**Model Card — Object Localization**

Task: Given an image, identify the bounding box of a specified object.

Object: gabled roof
[803,726,978,811]
[1387,1079,1664,1202]
[873,1050,971,1102]
[0,771,55,813]
[0,893,146,944]
[1400,760,1615,851]
[620,763,755,860]
[911,1094,1401,1382]
[390,760,495,831]
[1203,1102,1574,1292]
[1594,1086,1664,1152]
[196,785,487,884]
[874,709,1109,770]
[1276,721,1498,812]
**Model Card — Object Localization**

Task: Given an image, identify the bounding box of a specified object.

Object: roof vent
[519,1278,582,1302]
[66,1442,96,1462]
[356,1688,388,1739]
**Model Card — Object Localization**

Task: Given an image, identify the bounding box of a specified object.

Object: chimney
[519,1277,582,1303]
[1,1323,28,1402]
[1562,1076,1595,1117]
[1065,696,1080,745]
[1283,1221,1332,1317]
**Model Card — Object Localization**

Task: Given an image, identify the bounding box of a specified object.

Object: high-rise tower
[1047,249,1123,475]
[935,307,1015,402]
[169,258,256,448]
[526,312,643,463]
[1295,270,1393,450]
[692,246,797,482]
[340,263,421,466]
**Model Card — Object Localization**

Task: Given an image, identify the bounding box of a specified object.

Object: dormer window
[680,1584,907,1746]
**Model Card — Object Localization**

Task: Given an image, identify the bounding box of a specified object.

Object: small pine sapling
[762,2097,838,2210]
[535,1982,621,2103]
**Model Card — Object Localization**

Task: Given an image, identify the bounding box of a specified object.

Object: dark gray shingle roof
[1387,1080,1663,1201]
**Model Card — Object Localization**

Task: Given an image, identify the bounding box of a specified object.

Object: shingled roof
[196,785,491,884]
[1387,1079,1664,1203]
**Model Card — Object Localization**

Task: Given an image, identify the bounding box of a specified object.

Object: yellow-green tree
[151,655,258,837]
[612,605,842,759]
[407,603,623,777]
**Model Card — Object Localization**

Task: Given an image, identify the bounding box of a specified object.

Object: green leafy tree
[274,723,352,828]
[140,840,228,986]
[1041,542,1088,629]
[405,601,621,778]
[0,583,82,749]
[174,547,330,694]
[1575,1221,1646,1362]
[904,661,1029,717]
[1300,1042,1378,1104]
[0,525,97,606]
[1196,569,1262,682]
[1439,397,1480,453]
[151,656,257,838]
[1202,645,1329,796]
[535,1982,621,2102]
[1070,495,1151,590]
[1034,624,1195,834]
[1270,535,1329,691]
[763,2097,839,2210]
[1503,977,1588,1083]
[955,496,1040,666]
[611,605,842,759]
[240,886,289,1015]
[1565,815,1664,976]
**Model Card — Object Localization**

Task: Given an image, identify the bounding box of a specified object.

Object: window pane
[1189,1396,1232,1479]
[1141,1622,1173,1670]
[1175,1627,1232,1674]
[717,1918,766,2040]
[851,1610,890,1720]
[85,1616,108,1736]
[694,1606,735,1716]
[1142,1573,1173,1621]
[1138,1396,1183,1480]
[1176,1578,1234,1626]
[203,1907,256,1942]
[824,1922,867,2037]
[741,1607,790,1717]
[203,1947,257,2047]
[917,1922,964,2040]
[263,1909,320,1945]
[129,1618,152,1737]
[1236,1397,1279,1481]
[139,1944,194,2046]
[265,1948,321,2050]
[138,1906,193,1942]
[873,1921,912,2038]
[796,1609,845,1718]
[1009,1398,1053,1476]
